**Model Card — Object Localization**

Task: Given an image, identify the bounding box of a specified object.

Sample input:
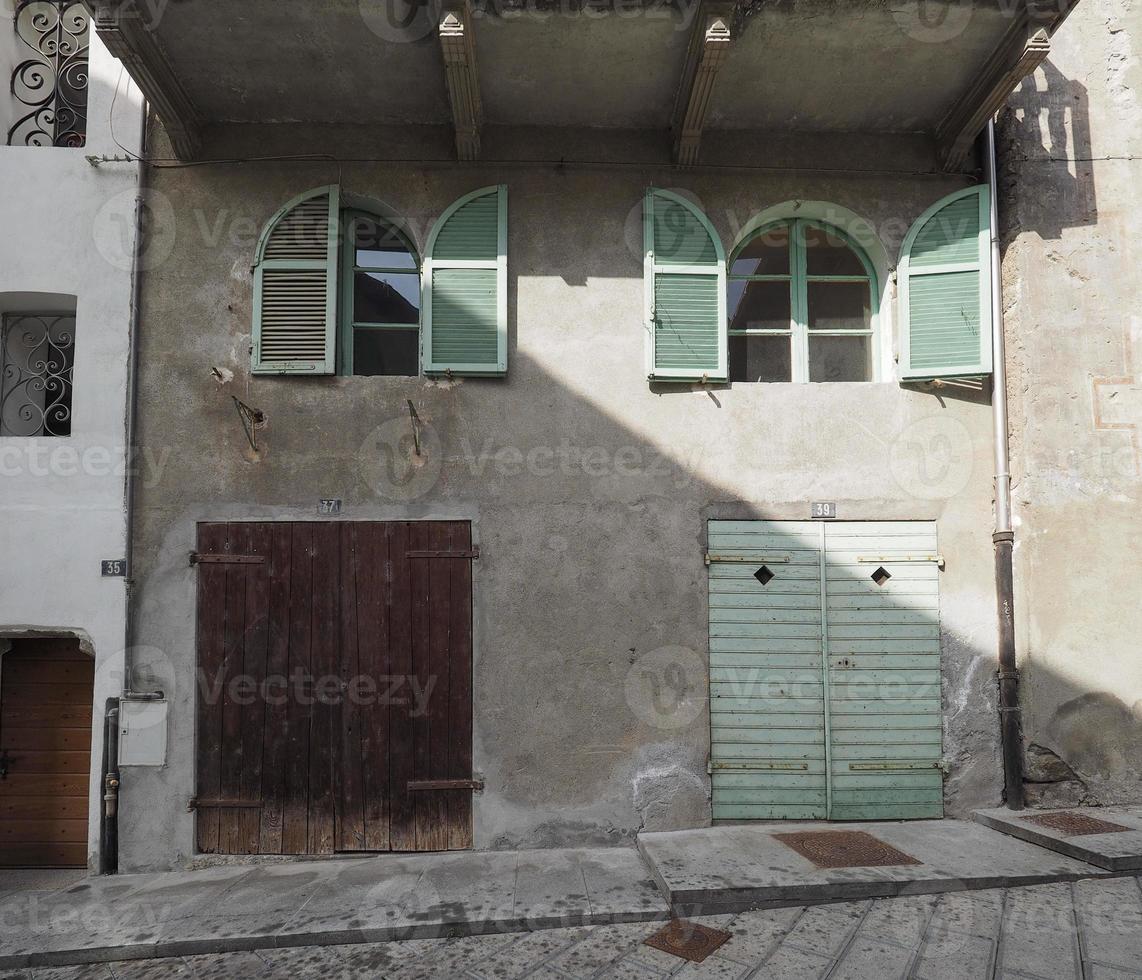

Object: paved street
[4,875,1142,979]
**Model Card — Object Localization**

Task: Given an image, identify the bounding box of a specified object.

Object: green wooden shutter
[898,186,992,380]
[644,189,726,382]
[251,186,340,375]
[423,185,507,377]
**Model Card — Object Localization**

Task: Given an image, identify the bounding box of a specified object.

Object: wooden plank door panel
[0,639,94,868]
[281,522,314,854]
[194,520,474,856]
[335,522,365,853]
[407,522,434,850]
[707,520,828,821]
[358,521,392,851]
[240,523,272,854]
[258,522,293,854]
[194,523,228,853]
[446,522,474,849]
[823,521,944,820]
[392,520,475,852]
[388,521,417,852]
[307,521,339,855]
[419,521,454,852]
[218,522,250,854]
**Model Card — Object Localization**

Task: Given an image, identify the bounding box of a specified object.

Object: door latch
[0,749,9,780]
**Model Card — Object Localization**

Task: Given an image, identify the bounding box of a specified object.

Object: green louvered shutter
[251,186,339,374]
[898,186,992,380]
[423,185,507,377]
[644,189,726,382]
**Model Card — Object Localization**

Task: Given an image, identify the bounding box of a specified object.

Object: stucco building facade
[4,0,1130,874]
[0,1,143,869]
[1002,0,1142,808]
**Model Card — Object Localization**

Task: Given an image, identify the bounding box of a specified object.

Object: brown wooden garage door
[0,638,94,867]
[193,521,474,855]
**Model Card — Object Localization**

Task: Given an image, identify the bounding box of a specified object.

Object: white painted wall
[0,20,144,870]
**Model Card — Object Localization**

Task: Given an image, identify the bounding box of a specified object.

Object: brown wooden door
[0,638,94,867]
[193,521,474,855]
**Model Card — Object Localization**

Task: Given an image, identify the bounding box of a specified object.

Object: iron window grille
[8,0,89,147]
[0,313,76,436]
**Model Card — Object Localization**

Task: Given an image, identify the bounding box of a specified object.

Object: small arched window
[728,220,878,383]
[340,211,421,376]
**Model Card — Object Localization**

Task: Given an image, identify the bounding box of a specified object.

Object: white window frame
[728,218,881,384]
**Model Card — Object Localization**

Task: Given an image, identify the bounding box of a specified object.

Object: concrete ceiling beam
[85,0,203,160]
[671,1,737,167]
[438,0,483,162]
[936,6,1059,172]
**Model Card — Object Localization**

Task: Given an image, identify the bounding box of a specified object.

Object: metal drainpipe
[986,117,1025,810]
[105,102,164,875]
[121,105,147,698]
[99,700,120,874]
[121,106,162,704]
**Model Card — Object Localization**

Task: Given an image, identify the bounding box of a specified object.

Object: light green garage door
[708,520,943,821]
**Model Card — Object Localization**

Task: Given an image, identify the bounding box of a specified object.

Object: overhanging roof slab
[87,0,1078,163]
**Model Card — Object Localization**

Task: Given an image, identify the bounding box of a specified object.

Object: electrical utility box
[119,699,168,766]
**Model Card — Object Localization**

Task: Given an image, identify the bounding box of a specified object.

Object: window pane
[348,214,417,269]
[729,334,792,383]
[354,272,420,324]
[353,329,419,376]
[807,281,871,331]
[731,226,789,276]
[808,335,871,382]
[728,279,791,332]
[802,225,866,275]
[356,246,418,270]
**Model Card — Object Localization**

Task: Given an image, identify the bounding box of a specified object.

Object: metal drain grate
[773,830,921,869]
[1021,811,1131,836]
[643,919,732,962]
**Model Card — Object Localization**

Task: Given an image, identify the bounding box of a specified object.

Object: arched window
[340,210,421,376]
[728,220,878,383]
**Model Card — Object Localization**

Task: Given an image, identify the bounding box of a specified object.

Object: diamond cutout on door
[871,566,892,586]
[754,565,775,585]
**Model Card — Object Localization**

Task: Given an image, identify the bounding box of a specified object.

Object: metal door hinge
[407,778,485,792]
[406,547,480,560]
[848,761,947,772]
[189,553,267,566]
[708,761,809,772]
[187,797,265,810]
[705,554,791,566]
[857,554,945,570]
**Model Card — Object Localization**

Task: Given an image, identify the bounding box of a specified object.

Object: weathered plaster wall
[1002,0,1142,806]
[0,29,143,868]
[121,125,1003,870]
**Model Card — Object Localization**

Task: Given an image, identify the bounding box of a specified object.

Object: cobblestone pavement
[5,875,1142,979]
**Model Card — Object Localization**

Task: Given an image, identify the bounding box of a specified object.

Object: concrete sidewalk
[975,806,1142,871]
[0,817,1131,970]
[0,847,667,970]
[638,818,1114,913]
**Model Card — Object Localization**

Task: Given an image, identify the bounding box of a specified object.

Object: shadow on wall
[118,152,1134,864]
[1000,60,1097,241]
[1023,681,1142,809]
